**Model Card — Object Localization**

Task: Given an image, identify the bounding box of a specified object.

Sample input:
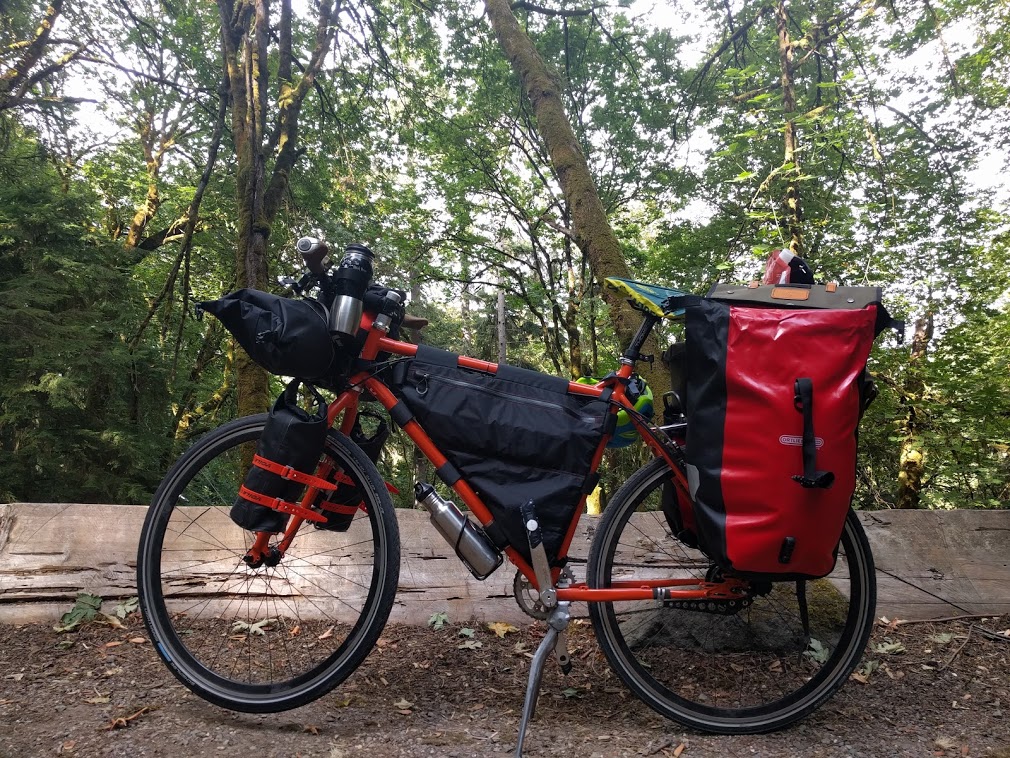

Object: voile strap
[236,485,327,523]
[252,454,337,491]
[791,378,835,489]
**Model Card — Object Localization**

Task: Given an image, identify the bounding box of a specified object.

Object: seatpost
[621,312,660,364]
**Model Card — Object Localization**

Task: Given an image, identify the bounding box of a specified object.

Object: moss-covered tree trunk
[218,0,338,416]
[482,0,668,396]
[896,313,934,508]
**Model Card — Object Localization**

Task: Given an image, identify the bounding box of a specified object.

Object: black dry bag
[230,380,330,533]
[199,289,334,379]
[313,412,390,532]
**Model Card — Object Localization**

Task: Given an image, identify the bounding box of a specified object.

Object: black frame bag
[230,380,329,533]
[394,345,611,564]
[198,289,334,379]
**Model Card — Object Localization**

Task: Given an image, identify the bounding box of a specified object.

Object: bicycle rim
[588,458,875,733]
[137,415,400,712]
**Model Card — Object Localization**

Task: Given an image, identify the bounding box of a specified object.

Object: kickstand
[514,625,559,757]
[514,500,573,757]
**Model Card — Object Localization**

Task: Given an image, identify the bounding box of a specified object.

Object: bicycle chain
[662,596,753,615]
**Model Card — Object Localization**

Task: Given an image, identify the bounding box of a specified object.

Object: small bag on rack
[674,283,898,579]
[231,380,330,533]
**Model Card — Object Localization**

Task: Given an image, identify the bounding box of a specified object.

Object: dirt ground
[1,612,1009,758]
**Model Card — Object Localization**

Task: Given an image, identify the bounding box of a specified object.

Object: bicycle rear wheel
[137,414,400,712]
[587,458,875,733]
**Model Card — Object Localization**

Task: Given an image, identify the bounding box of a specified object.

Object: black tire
[587,458,875,734]
[137,414,400,712]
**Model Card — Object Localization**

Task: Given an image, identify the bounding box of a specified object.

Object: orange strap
[252,454,337,491]
[238,485,328,523]
[318,499,361,516]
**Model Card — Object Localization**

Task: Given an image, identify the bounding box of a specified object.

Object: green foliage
[0,131,170,503]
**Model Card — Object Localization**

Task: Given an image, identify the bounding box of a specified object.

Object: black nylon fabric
[683,298,730,567]
[397,352,609,564]
[230,381,328,532]
[199,289,334,379]
[314,413,390,532]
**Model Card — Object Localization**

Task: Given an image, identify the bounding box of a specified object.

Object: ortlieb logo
[780,434,823,448]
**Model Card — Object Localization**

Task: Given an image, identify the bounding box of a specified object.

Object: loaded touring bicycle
[137,237,898,754]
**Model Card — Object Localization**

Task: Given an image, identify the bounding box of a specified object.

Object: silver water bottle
[414,483,502,580]
[329,243,374,337]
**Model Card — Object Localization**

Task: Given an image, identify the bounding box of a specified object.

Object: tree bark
[482,0,668,396]
[217,0,339,416]
[896,313,933,509]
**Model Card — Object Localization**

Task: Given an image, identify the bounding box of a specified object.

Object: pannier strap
[237,485,327,523]
[318,499,360,516]
[791,378,835,489]
[252,454,337,491]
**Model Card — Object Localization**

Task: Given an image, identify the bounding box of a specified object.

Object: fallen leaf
[487,621,518,638]
[513,642,528,654]
[103,706,152,730]
[393,698,414,710]
[303,724,319,735]
[101,618,126,630]
[929,633,955,645]
[458,640,483,650]
[290,625,301,637]
[673,744,687,758]
[874,641,906,655]
[128,637,147,644]
[6,673,24,682]
[104,641,124,648]
[333,695,353,707]
[458,627,475,638]
[935,736,958,750]
[58,740,76,754]
[318,626,334,641]
[84,696,111,705]
[427,612,448,631]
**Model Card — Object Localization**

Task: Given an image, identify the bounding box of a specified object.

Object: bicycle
[136,239,877,755]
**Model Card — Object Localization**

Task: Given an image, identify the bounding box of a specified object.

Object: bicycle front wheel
[587,458,875,734]
[137,414,400,712]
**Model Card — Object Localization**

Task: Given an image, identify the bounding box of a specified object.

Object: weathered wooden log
[1,504,1008,624]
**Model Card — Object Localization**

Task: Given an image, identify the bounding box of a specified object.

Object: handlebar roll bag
[198,288,334,380]
[230,380,329,533]
[681,283,894,579]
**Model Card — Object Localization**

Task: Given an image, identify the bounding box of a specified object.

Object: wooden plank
[1,503,1009,624]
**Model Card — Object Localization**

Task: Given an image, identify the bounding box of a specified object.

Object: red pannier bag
[679,283,896,579]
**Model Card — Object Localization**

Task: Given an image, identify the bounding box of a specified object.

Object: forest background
[1,0,1007,513]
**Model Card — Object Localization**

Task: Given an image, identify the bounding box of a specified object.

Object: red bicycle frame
[258,309,736,606]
